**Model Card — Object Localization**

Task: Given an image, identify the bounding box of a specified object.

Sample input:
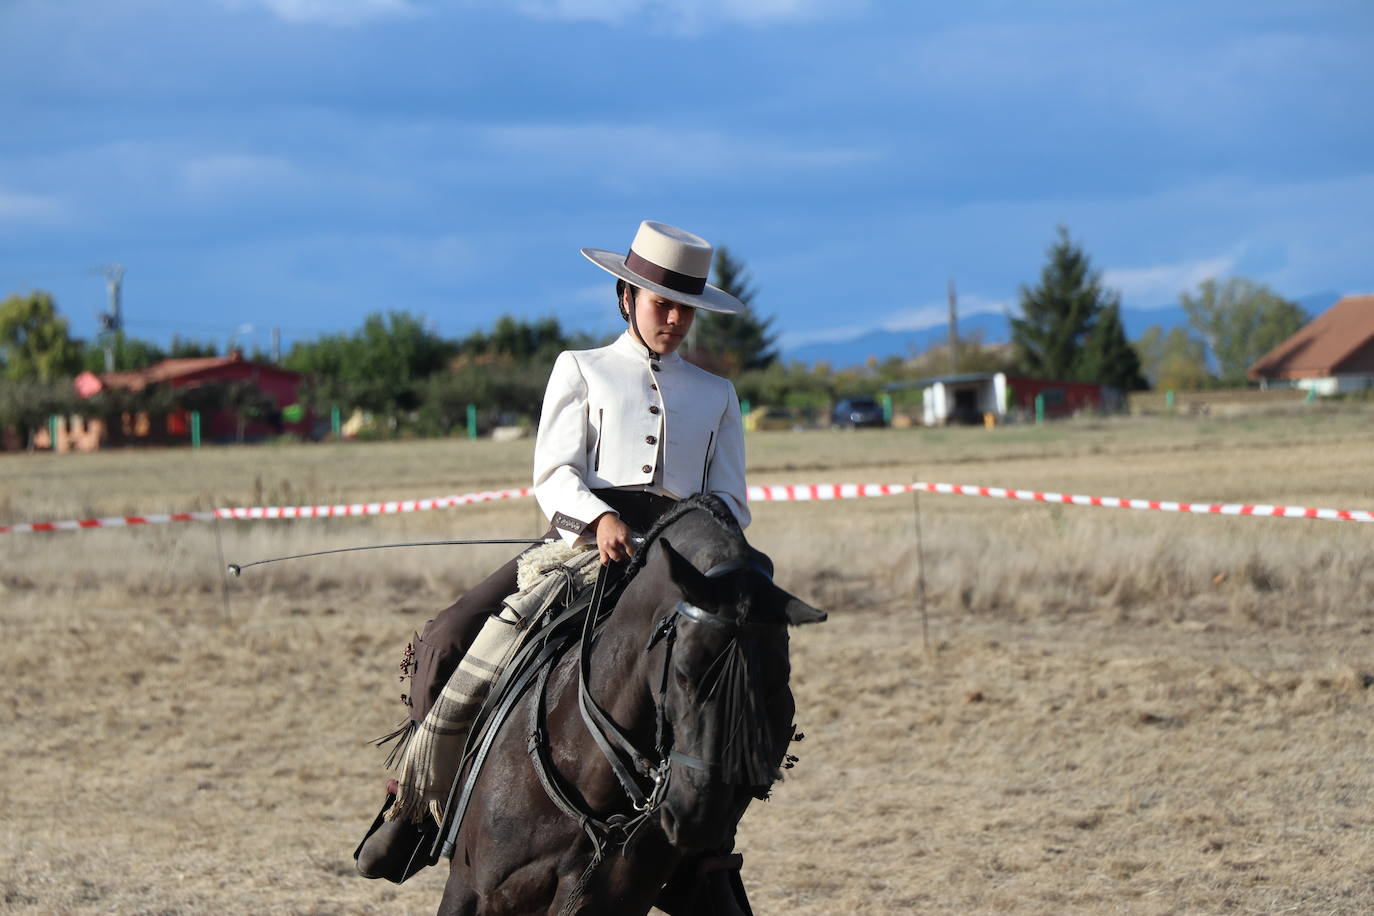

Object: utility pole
[272,327,281,363]
[91,264,125,372]
[947,276,959,375]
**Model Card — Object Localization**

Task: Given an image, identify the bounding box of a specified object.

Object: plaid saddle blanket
[389,543,600,825]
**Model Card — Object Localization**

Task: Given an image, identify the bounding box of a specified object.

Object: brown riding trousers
[406,490,678,723]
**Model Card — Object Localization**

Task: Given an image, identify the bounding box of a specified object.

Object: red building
[72,351,310,447]
[1002,375,1110,418]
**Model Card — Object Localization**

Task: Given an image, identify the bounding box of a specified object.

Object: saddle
[432,558,631,860]
[354,552,626,884]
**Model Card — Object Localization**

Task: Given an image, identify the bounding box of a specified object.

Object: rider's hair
[616,279,639,321]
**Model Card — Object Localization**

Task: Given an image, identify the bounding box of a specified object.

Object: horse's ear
[657,537,730,606]
[784,596,828,625]
[754,578,828,626]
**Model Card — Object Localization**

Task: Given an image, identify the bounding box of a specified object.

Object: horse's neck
[590,576,660,721]
[540,578,661,795]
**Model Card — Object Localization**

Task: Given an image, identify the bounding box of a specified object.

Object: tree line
[1009,227,1309,392]
[1,232,1311,442]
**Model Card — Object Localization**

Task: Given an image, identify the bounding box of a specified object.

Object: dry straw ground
[3,406,1372,914]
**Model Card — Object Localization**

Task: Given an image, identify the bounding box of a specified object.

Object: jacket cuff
[545,492,617,544]
[551,511,588,536]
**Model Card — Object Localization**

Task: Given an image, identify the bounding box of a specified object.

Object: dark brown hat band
[625,250,707,296]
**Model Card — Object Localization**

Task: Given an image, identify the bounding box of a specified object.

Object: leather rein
[432,545,779,916]
[529,553,780,857]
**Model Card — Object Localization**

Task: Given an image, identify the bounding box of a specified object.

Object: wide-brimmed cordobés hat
[581,220,744,315]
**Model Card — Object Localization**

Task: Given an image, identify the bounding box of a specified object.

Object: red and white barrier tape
[213,487,533,521]
[0,487,533,534]
[3,482,1370,534]
[746,483,909,501]
[2,511,219,533]
[748,482,1374,523]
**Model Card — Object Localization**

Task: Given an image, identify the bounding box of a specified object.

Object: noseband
[637,552,783,785]
[647,596,781,786]
[526,552,783,858]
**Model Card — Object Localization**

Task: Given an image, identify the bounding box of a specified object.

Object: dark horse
[436,494,825,915]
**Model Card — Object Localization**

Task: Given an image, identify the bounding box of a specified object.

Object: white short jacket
[533,331,750,543]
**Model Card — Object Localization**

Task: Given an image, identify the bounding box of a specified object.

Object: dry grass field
[3,404,1373,914]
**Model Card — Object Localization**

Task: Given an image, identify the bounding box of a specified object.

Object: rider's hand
[590,512,635,565]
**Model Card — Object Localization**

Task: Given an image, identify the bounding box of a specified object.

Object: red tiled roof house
[68,351,310,449]
[1248,294,1374,394]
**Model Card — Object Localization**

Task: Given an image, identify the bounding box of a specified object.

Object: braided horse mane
[625,492,746,580]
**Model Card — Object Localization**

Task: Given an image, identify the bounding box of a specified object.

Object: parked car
[831,397,886,428]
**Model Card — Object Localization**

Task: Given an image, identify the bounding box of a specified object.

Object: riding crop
[226,538,558,577]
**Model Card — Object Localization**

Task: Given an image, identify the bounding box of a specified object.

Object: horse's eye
[675,670,691,690]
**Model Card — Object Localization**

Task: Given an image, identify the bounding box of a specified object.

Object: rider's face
[627,288,696,355]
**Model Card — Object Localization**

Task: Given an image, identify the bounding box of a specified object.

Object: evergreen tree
[1010,227,1100,380]
[1080,301,1147,390]
[687,246,778,376]
[1011,226,1144,388]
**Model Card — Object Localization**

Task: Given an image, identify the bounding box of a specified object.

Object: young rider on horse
[359,220,755,912]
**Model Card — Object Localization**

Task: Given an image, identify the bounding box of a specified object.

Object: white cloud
[878,293,1009,333]
[509,0,866,30]
[1102,254,1239,305]
[219,0,419,26]
[0,187,65,224]
[776,322,871,349]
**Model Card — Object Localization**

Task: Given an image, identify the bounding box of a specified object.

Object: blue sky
[3,0,1371,359]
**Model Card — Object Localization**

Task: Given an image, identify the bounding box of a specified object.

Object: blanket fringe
[389,713,447,825]
[372,718,416,770]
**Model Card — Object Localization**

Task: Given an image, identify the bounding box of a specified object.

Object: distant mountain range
[779,292,1342,369]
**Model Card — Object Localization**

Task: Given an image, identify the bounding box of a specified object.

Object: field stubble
[2,408,1372,914]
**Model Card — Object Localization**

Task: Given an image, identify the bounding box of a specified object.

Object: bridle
[525,552,783,890]
[644,557,782,785]
[424,504,792,914]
